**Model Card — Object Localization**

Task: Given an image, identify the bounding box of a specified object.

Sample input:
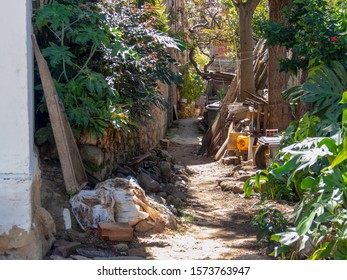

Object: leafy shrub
[262,0,347,73]
[251,200,289,243]
[282,61,347,136]
[179,64,206,104]
[244,60,347,259]
[33,0,182,142]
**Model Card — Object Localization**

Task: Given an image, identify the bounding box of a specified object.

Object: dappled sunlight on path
[136,118,273,260]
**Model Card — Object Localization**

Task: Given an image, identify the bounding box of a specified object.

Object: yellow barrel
[236,135,250,151]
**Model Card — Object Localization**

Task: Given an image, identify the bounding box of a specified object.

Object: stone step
[98,222,133,241]
[222,156,241,165]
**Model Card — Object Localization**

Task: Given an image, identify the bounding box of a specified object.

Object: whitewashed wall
[0,0,38,257]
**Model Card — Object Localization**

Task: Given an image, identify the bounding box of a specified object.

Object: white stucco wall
[0,0,36,234]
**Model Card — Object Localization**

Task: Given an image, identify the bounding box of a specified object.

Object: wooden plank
[208,131,221,156]
[173,105,178,120]
[214,137,228,161]
[256,105,262,133]
[206,77,239,155]
[214,123,235,161]
[198,127,212,155]
[128,152,151,165]
[32,34,87,194]
[263,105,269,130]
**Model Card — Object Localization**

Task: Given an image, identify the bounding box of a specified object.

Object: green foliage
[251,200,289,243]
[180,64,206,103]
[35,125,55,145]
[293,113,320,141]
[244,164,298,202]
[261,0,347,73]
[244,58,347,259]
[283,61,347,136]
[247,133,347,259]
[245,64,347,259]
[270,139,347,260]
[33,0,181,143]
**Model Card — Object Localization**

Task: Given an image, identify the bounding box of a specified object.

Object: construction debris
[199,39,270,165]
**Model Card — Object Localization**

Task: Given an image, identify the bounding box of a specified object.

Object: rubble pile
[42,148,192,259]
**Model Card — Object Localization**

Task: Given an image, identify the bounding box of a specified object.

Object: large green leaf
[283,61,347,126]
[71,25,109,47]
[294,113,320,141]
[271,228,300,246]
[332,239,347,260]
[41,43,75,67]
[296,205,323,235]
[330,149,347,168]
[76,70,108,96]
[35,3,73,30]
[300,176,319,190]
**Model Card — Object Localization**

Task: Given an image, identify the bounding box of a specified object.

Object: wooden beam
[32,34,87,194]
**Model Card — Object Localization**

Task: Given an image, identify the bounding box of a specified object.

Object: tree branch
[189,48,204,77]
[204,55,216,73]
[189,22,209,33]
[246,0,262,14]
[231,0,240,6]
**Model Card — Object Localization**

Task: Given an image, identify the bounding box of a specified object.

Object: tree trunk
[268,0,292,131]
[234,0,261,101]
[238,6,255,101]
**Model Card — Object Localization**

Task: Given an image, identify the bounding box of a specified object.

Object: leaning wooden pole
[32,34,87,194]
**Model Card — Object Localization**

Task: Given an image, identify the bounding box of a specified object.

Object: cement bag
[69,189,115,230]
[97,178,149,226]
[70,178,150,230]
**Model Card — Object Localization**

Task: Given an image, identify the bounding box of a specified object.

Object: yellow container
[227,132,243,151]
[236,135,250,151]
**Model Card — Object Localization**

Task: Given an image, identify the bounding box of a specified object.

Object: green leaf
[35,3,73,30]
[299,235,309,252]
[71,25,109,47]
[315,212,334,223]
[333,239,347,260]
[284,62,347,127]
[243,177,256,197]
[296,206,323,235]
[318,137,338,155]
[300,176,319,190]
[310,241,335,260]
[294,113,320,141]
[270,158,296,179]
[41,43,75,67]
[76,70,108,95]
[331,149,347,168]
[34,125,55,145]
[272,229,300,246]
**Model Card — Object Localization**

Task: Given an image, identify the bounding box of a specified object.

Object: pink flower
[331,36,338,42]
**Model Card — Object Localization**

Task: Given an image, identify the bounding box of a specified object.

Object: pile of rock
[42,148,192,259]
[113,149,189,212]
[45,230,148,260]
[216,161,256,194]
[69,148,190,235]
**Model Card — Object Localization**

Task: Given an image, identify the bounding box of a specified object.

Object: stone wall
[78,104,168,182]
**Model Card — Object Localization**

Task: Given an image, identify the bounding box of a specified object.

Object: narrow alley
[42,117,294,260]
[134,118,274,260]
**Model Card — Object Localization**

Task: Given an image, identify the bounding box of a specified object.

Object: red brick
[98,222,133,241]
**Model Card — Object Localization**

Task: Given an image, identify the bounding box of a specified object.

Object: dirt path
[135,118,272,260]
